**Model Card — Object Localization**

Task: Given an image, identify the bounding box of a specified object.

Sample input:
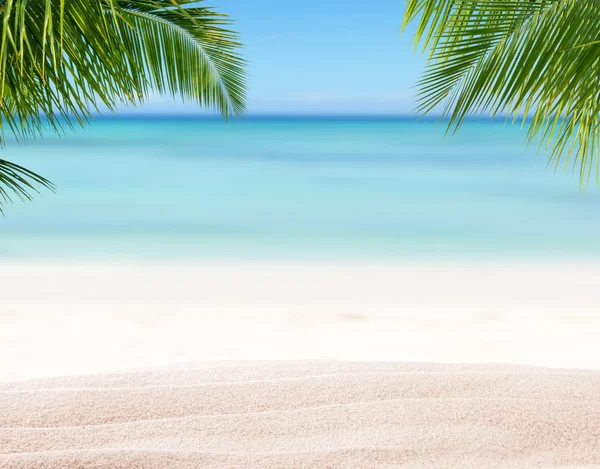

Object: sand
[2,261,600,383]
[2,262,600,467]
[1,361,599,468]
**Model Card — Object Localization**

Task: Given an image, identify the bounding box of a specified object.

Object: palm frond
[0,0,246,210]
[117,0,246,117]
[403,0,600,184]
[0,159,54,213]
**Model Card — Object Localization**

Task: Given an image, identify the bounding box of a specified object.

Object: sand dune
[1,362,599,468]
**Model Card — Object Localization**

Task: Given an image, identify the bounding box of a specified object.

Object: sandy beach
[1,261,600,467]
[1,361,599,468]
[4,0,600,464]
[2,260,600,382]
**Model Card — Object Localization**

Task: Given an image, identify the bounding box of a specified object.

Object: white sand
[1,361,599,468]
[2,260,600,382]
[2,262,600,467]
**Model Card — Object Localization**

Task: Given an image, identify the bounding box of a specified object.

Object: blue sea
[1,116,599,260]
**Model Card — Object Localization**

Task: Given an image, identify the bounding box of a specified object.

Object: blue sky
[141,0,424,115]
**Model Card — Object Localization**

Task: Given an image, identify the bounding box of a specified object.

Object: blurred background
[2,116,600,382]
[2,116,600,260]
[2,0,600,382]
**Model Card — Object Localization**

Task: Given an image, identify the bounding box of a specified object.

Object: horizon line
[84,113,528,122]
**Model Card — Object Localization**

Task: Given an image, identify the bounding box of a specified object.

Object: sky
[139,0,425,115]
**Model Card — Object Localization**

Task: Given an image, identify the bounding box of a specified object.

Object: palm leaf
[403,0,600,184]
[0,0,246,209]
[0,159,54,213]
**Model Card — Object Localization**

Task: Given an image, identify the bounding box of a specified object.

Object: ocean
[1,116,598,260]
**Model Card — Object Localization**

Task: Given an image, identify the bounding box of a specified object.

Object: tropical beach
[2,117,600,380]
[2,0,600,467]
[2,119,600,467]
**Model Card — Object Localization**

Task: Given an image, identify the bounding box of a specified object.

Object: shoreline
[2,260,600,382]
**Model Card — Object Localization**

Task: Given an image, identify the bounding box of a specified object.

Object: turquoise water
[1,116,599,260]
